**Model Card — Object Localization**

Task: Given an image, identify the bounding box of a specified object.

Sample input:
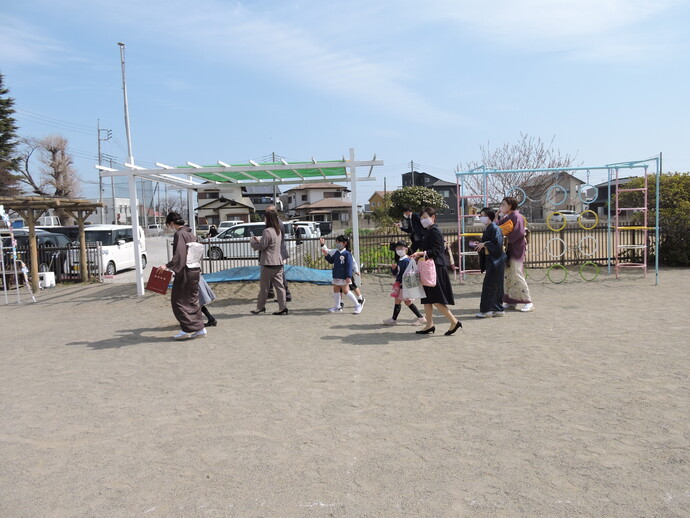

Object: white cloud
[401,0,683,60]
[0,17,65,65]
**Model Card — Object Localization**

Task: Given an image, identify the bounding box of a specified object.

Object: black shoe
[267,293,275,300]
[286,296,292,302]
[206,319,218,327]
[273,308,288,315]
[444,321,462,336]
[250,308,266,314]
[415,326,436,335]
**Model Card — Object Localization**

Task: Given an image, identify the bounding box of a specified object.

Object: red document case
[145,267,173,295]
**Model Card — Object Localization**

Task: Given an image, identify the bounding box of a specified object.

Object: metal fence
[2,243,103,287]
[198,226,654,274]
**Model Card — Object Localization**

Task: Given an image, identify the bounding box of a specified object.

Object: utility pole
[97,120,112,223]
[410,160,415,186]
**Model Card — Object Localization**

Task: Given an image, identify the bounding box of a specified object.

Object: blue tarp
[203,265,332,285]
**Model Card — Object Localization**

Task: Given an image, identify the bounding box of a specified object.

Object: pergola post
[128,176,145,296]
[24,209,43,293]
[187,186,196,235]
[349,148,360,278]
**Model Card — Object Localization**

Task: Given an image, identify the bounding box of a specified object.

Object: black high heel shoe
[415,326,435,335]
[444,320,462,336]
[206,319,218,327]
[273,308,288,315]
[250,308,266,314]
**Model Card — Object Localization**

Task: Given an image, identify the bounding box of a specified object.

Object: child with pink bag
[383,241,426,326]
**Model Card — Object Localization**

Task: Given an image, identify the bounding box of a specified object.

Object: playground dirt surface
[1,268,688,517]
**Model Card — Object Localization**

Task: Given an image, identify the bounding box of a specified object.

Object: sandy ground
[1,268,688,517]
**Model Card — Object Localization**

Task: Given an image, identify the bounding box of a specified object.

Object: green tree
[617,173,690,266]
[0,74,23,196]
[388,186,448,219]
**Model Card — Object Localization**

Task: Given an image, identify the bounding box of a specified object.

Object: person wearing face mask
[322,235,363,314]
[497,196,534,312]
[383,241,426,326]
[410,207,462,336]
[474,207,507,318]
[396,207,425,253]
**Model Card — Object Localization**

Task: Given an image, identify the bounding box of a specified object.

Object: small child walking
[320,237,365,309]
[322,235,363,314]
[384,241,426,326]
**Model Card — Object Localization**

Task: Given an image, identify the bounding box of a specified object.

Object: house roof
[430,179,456,187]
[522,171,585,187]
[243,185,276,195]
[197,197,255,211]
[368,190,389,201]
[284,182,350,193]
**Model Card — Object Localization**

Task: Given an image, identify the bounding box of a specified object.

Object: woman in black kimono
[474,207,507,318]
[159,212,205,340]
[410,207,462,336]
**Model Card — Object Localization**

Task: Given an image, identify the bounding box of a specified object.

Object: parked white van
[71,225,147,276]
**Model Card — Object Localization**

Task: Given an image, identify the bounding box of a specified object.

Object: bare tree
[16,137,47,195]
[461,133,579,206]
[39,135,80,198]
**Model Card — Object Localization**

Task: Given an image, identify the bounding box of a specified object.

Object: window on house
[424,178,429,183]
[301,195,308,201]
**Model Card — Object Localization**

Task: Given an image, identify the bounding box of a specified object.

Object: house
[519,172,586,221]
[401,171,458,223]
[282,183,352,222]
[196,184,254,225]
[243,186,282,216]
[588,177,637,217]
[368,191,389,212]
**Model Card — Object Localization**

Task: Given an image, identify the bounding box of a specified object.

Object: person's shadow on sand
[67,325,183,349]
[322,323,461,345]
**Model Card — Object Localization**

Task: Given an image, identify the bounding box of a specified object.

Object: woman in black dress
[410,207,462,336]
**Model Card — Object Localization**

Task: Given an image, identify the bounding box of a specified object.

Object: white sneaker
[382,318,398,325]
[191,328,207,338]
[493,311,505,317]
[503,303,517,310]
[412,317,427,326]
[353,303,363,315]
[173,331,192,340]
[328,306,343,313]
[475,311,494,318]
[520,303,534,312]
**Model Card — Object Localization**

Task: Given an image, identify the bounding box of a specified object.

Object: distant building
[519,172,586,221]
[243,186,282,216]
[368,191,389,212]
[196,184,254,225]
[401,171,457,223]
[282,183,352,222]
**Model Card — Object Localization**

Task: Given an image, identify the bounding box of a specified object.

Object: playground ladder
[614,166,649,278]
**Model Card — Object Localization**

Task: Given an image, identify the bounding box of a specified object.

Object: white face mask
[396,249,406,257]
[403,213,411,219]
[479,216,490,225]
[420,217,433,228]
[335,243,345,251]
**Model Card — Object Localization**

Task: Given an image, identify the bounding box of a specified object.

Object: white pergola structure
[96,148,383,296]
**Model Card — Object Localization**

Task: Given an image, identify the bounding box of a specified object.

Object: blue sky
[2,0,689,202]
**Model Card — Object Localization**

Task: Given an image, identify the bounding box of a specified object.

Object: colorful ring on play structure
[546,185,568,206]
[577,235,598,257]
[546,264,568,284]
[546,236,567,258]
[579,261,599,282]
[577,184,598,204]
[546,212,567,232]
[525,268,547,282]
[577,210,598,230]
[505,186,527,206]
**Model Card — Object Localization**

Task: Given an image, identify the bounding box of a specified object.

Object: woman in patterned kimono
[159,212,206,339]
[497,197,534,312]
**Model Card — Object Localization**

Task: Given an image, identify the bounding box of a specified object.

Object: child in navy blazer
[322,235,363,314]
